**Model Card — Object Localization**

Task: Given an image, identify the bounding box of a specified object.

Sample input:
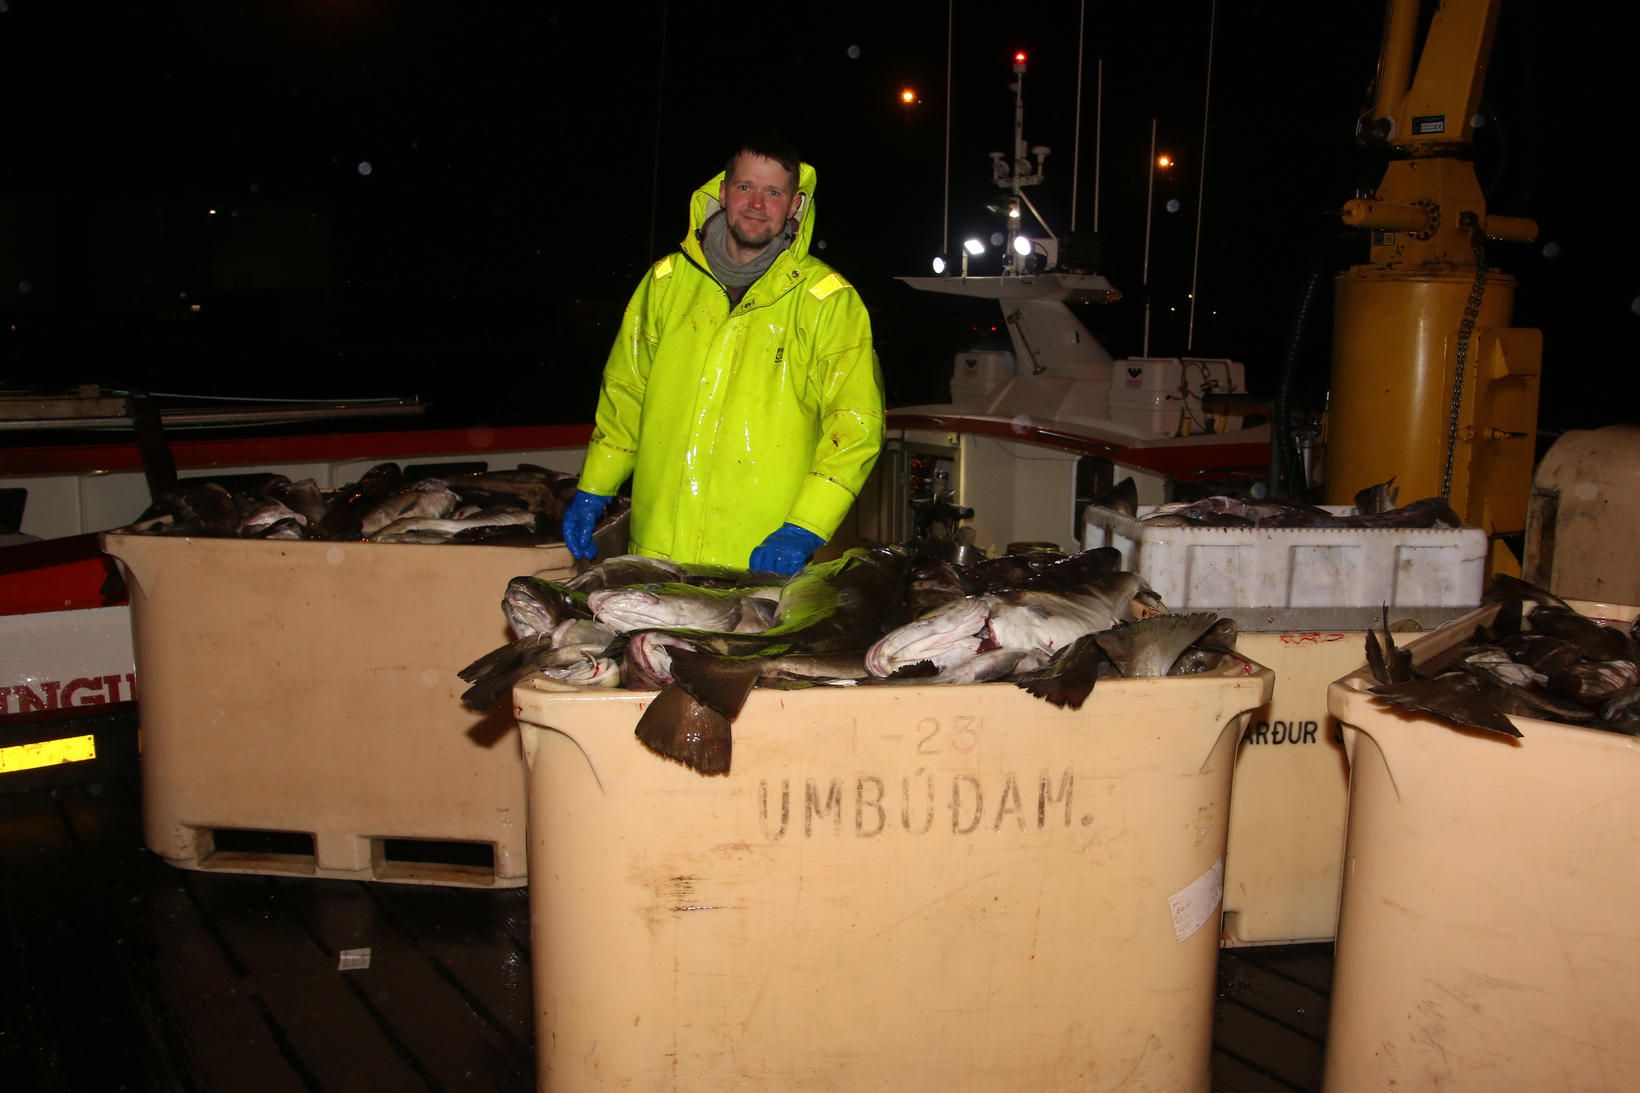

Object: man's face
[720,153,800,255]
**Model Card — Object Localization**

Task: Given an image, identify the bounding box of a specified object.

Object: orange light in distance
[1014,51,1027,63]
[1157,154,1174,169]
[900,88,917,104]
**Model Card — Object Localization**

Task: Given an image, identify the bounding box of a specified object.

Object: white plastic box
[1082,504,1488,609]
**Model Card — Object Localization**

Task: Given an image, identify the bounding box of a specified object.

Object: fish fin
[1365,628,1390,685]
[667,648,762,721]
[634,685,733,775]
[1368,675,1523,739]
[457,632,553,684]
[458,640,559,712]
[1093,477,1139,518]
[1013,633,1104,709]
[1096,612,1219,677]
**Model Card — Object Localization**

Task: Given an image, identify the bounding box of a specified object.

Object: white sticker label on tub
[1168,858,1224,942]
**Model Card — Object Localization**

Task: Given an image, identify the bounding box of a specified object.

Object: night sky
[0,1,1629,435]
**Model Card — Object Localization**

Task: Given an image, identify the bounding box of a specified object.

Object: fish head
[865,596,995,677]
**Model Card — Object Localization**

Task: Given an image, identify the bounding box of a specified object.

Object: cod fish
[368,509,537,543]
[126,480,244,537]
[1363,583,1640,739]
[588,582,776,634]
[632,546,912,776]
[1013,612,1229,710]
[865,570,1147,678]
[458,617,620,711]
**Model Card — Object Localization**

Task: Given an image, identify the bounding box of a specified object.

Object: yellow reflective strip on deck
[808,273,847,299]
[0,734,97,774]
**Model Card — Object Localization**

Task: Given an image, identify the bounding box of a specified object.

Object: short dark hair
[725,132,800,191]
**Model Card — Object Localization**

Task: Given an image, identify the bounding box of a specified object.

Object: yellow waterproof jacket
[578,163,885,567]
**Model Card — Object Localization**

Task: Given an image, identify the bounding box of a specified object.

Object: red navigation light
[1014,51,1027,63]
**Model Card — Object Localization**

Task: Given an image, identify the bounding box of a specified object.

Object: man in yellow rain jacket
[562,136,885,574]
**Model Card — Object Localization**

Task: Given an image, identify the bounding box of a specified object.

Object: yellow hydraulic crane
[1325,0,1541,570]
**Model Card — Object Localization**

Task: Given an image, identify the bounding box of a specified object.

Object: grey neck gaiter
[700,210,791,288]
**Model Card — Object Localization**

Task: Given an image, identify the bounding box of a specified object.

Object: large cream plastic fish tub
[516,662,1272,1092]
[102,532,574,887]
[1220,627,1363,946]
[1324,600,1640,1092]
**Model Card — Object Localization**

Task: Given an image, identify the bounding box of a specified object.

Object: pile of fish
[117,461,618,545]
[1094,475,1465,529]
[459,543,1246,775]
[1365,576,1640,738]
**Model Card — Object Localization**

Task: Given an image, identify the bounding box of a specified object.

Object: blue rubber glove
[749,523,826,576]
[562,490,613,559]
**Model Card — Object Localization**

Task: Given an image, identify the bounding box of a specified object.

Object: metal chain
[1442,218,1490,500]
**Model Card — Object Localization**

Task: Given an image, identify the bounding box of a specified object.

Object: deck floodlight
[963,238,986,256]
[1012,235,1032,257]
[932,255,948,275]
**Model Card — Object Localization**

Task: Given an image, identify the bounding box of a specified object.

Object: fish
[588,582,774,633]
[238,498,309,538]
[457,617,620,711]
[265,477,328,528]
[359,479,463,538]
[866,570,1148,678]
[1013,604,1227,709]
[1368,675,1525,739]
[1011,634,1112,710]
[126,480,245,537]
[632,546,913,774]
[1091,476,1139,518]
[969,550,1069,592]
[634,685,736,775]
[441,467,577,517]
[1364,592,1640,739]
[1095,612,1221,677]
[1364,609,1415,685]
[1353,476,1400,515]
[316,462,405,540]
[1140,493,1463,530]
[368,509,537,543]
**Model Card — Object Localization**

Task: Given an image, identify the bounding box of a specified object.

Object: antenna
[1093,58,1103,234]
[942,0,953,258]
[1187,0,1218,351]
[1071,0,1086,232]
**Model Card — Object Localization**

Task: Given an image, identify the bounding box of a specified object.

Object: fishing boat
[855,45,1275,560]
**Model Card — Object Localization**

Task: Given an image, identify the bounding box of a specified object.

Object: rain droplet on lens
[1471,113,1487,129]
[1631,296,1640,317]
[990,232,1004,247]
[249,182,260,193]
[1010,414,1031,434]
[846,44,861,59]
[817,239,828,250]
[17,281,31,294]
[1166,198,1181,213]
[1541,241,1561,259]
[357,161,373,176]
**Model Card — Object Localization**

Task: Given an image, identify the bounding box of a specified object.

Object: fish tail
[634,685,733,775]
[1096,612,1219,677]
[668,648,763,721]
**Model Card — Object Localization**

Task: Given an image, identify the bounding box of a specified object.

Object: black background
[0,1,1630,436]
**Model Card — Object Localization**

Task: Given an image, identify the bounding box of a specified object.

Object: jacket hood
[683,160,819,271]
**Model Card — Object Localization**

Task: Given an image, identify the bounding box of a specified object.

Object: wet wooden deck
[2,705,1330,1091]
